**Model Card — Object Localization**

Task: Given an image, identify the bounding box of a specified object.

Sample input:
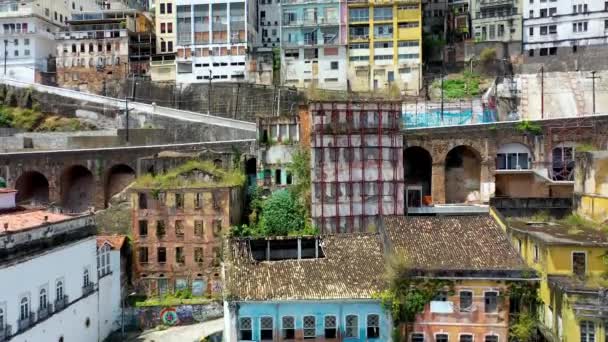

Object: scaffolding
[310,102,404,233]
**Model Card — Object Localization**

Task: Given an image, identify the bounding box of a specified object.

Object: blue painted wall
[235,300,391,341]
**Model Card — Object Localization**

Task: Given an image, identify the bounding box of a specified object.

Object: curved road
[131,318,223,342]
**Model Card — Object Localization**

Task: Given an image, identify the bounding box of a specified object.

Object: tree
[258,189,307,236]
[288,147,311,213]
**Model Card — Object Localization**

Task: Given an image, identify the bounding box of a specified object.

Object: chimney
[0,189,18,210]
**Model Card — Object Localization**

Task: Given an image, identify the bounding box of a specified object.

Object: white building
[174,0,257,83]
[0,0,99,83]
[523,0,608,62]
[471,0,522,43]
[96,235,127,340]
[256,0,281,49]
[0,189,122,342]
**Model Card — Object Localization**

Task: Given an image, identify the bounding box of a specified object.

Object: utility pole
[540,66,544,119]
[125,97,130,143]
[207,69,212,115]
[587,71,600,114]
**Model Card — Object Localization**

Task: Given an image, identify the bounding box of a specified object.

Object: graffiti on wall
[137,302,223,329]
[160,308,180,326]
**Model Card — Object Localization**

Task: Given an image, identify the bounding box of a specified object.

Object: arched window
[20,297,29,320]
[83,269,90,287]
[497,143,531,170]
[39,289,47,309]
[56,280,64,300]
[552,143,576,181]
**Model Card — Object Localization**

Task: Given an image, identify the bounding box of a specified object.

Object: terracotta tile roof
[225,234,385,301]
[0,209,72,233]
[508,220,608,247]
[548,275,608,292]
[96,234,127,249]
[383,215,528,274]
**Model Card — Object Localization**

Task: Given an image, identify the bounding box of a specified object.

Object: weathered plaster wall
[574,151,608,223]
[134,302,223,329]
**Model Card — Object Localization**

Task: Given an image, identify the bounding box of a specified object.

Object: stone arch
[444,145,482,204]
[104,164,136,207]
[60,165,94,213]
[404,146,432,208]
[14,171,50,205]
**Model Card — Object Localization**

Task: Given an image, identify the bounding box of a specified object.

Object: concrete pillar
[431,162,445,204]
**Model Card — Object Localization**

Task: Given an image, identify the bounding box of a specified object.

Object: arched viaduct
[0,140,255,213]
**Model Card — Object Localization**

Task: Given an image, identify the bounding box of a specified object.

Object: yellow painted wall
[577,195,608,224]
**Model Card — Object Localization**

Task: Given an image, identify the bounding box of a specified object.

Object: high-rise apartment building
[151,0,177,82]
[523,0,608,68]
[347,0,422,95]
[257,0,281,48]
[0,0,99,83]
[174,0,257,83]
[280,0,348,90]
[470,0,522,44]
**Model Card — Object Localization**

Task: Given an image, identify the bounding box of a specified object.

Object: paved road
[130,318,223,342]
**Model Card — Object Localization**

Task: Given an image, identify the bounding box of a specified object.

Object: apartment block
[280,0,348,90]
[151,0,177,82]
[471,0,523,43]
[523,0,608,67]
[174,0,257,83]
[130,161,243,296]
[0,0,99,83]
[257,0,281,48]
[347,0,422,95]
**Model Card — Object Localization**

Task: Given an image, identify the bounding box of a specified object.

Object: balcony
[0,325,12,342]
[82,282,95,297]
[54,296,69,312]
[18,314,35,332]
[479,0,514,7]
[37,304,53,321]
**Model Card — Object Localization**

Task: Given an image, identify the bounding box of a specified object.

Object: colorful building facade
[347,0,422,94]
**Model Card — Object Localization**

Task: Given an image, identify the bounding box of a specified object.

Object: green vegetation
[433,72,481,99]
[506,280,542,341]
[0,105,93,132]
[135,291,217,307]
[575,143,598,153]
[560,213,608,232]
[289,147,312,214]
[510,313,536,341]
[479,47,497,64]
[516,120,543,135]
[134,160,245,189]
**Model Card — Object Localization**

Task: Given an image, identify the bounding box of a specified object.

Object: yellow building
[151,0,177,82]
[575,151,608,224]
[347,0,422,95]
[499,214,608,342]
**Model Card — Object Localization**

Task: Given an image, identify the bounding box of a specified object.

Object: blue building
[223,234,391,341]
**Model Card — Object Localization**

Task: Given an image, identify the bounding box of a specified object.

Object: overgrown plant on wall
[506,279,542,341]
[516,120,542,135]
[375,254,454,341]
[288,147,312,214]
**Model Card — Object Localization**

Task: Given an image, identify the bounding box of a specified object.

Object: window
[39,289,47,309]
[549,47,557,55]
[549,25,557,34]
[260,316,273,340]
[485,336,498,342]
[176,247,185,264]
[436,334,448,342]
[367,314,380,338]
[157,220,166,237]
[496,151,529,170]
[160,3,165,13]
[139,193,147,209]
[374,7,393,21]
[194,220,204,237]
[194,193,202,208]
[573,252,586,277]
[540,48,548,56]
[161,41,166,52]
[411,333,424,342]
[549,7,557,16]
[161,23,166,33]
[139,247,148,263]
[175,220,184,237]
[534,244,540,262]
[529,27,533,36]
[540,26,548,35]
[303,316,315,339]
[345,315,358,338]
[83,269,90,287]
[213,219,222,236]
[282,316,295,339]
[175,193,184,209]
[158,247,167,263]
[194,247,204,264]
[485,292,498,313]
[330,61,339,70]
[324,315,337,338]
[20,297,29,320]
[540,8,547,17]
[460,291,473,312]
[580,321,595,342]
[167,3,173,13]
[460,335,473,342]
[167,23,173,33]
[56,280,64,300]
[139,220,148,236]
[239,317,252,340]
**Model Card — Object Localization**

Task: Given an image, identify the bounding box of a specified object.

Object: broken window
[194,247,204,264]
[175,220,184,237]
[275,169,282,185]
[460,291,473,312]
[366,314,380,338]
[139,220,148,236]
[260,317,273,340]
[212,219,222,236]
[176,247,185,264]
[552,146,575,180]
[175,193,184,209]
[345,315,358,338]
[286,171,293,185]
[239,317,252,340]
[324,315,337,338]
[157,247,167,263]
[138,247,148,263]
[212,192,221,210]
[194,192,202,209]
[138,193,147,209]
[484,292,498,313]
[434,291,448,301]
[436,334,448,342]
[212,246,221,266]
[156,220,166,238]
[573,252,586,277]
[282,316,295,339]
[194,220,204,237]
[157,191,166,204]
[303,316,316,339]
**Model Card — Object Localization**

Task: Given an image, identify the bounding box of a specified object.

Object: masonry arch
[404,146,432,208]
[14,171,50,205]
[60,165,94,213]
[445,145,482,203]
[104,164,136,207]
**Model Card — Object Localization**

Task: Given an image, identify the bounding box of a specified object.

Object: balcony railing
[37,304,53,321]
[83,282,95,297]
[54,295,69,312]
[18,314,35,332]
[480,0,514,6]
[0,325,12,342]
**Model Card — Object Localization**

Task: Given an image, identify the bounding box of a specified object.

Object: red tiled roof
[96,235,127,249]
[0,209,72,233]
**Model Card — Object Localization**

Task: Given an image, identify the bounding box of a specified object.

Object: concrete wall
[520,44,608,73]
[135,302,222,329]
[98,248,123,339]
[574,151,608,223]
